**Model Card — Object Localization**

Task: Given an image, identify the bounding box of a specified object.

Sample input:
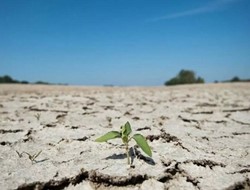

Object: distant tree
[21,81,29,84]
[221,76,250,83]
[230,76,240,82]
[165,77,179,86]
[0,75,18,83]
[196,77,205,83]
[0,75,49,84]
[164,69,205,86]
[35,81,50,85]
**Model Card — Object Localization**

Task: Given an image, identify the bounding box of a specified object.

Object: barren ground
[0,83,250,190]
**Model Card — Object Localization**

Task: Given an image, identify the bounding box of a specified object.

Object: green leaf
[95,131,121,142]
[123,121,132,136]
[132,134,152,157]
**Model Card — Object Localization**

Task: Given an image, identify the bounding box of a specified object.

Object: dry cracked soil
[0,83,250,190]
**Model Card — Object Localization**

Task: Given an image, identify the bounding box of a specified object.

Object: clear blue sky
[1,0,250,86]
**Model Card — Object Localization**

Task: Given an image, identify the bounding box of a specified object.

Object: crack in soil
[89,170,147,186]
[214,120,227,124]
[159,162,200,189]
[82,111,99,115]
[229,169,250,174]
[25,106,68,114]
[174,142,190,152]
[231,119,250,126]
[25,129,33,137]
[0,129,24,134]
[56,114,67,119]
[132,116,140,121]
[16,169,148,190]
[191,111,214,114]
[43,123,57,128]
[146,129,190,151]
[73,136,89,142]
[146,129,179,143]
[56,114,67,123]
[196,103,217,107]
[136,126,151,131]
[101,105,115,110]
[16,169,89,190]
[0,141,12,146]
[232,132,250,136]
[178,115,199,124]
[225,178,250,190]
[183,159,226,169]
[161,159,172,167]
[222,107,250,113]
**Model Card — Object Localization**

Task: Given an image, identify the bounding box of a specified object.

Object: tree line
[164,69,249,86]
[0,72,248,86]
[0,75,50,85]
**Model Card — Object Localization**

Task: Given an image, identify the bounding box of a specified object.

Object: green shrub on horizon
[164,69,205,86]
[0,75,19,84]
[0,75,53,85]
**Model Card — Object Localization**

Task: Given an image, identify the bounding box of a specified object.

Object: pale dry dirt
[0,83,250,190]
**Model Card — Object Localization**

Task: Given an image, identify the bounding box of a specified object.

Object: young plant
[95,121,152,165]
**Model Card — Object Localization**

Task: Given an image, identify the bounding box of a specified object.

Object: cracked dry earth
[0,83,250,190]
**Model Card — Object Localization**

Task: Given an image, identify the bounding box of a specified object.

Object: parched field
[0,83,250,190]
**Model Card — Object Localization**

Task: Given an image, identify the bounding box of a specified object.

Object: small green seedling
[95,121,152,165]
[16,150,42,163]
